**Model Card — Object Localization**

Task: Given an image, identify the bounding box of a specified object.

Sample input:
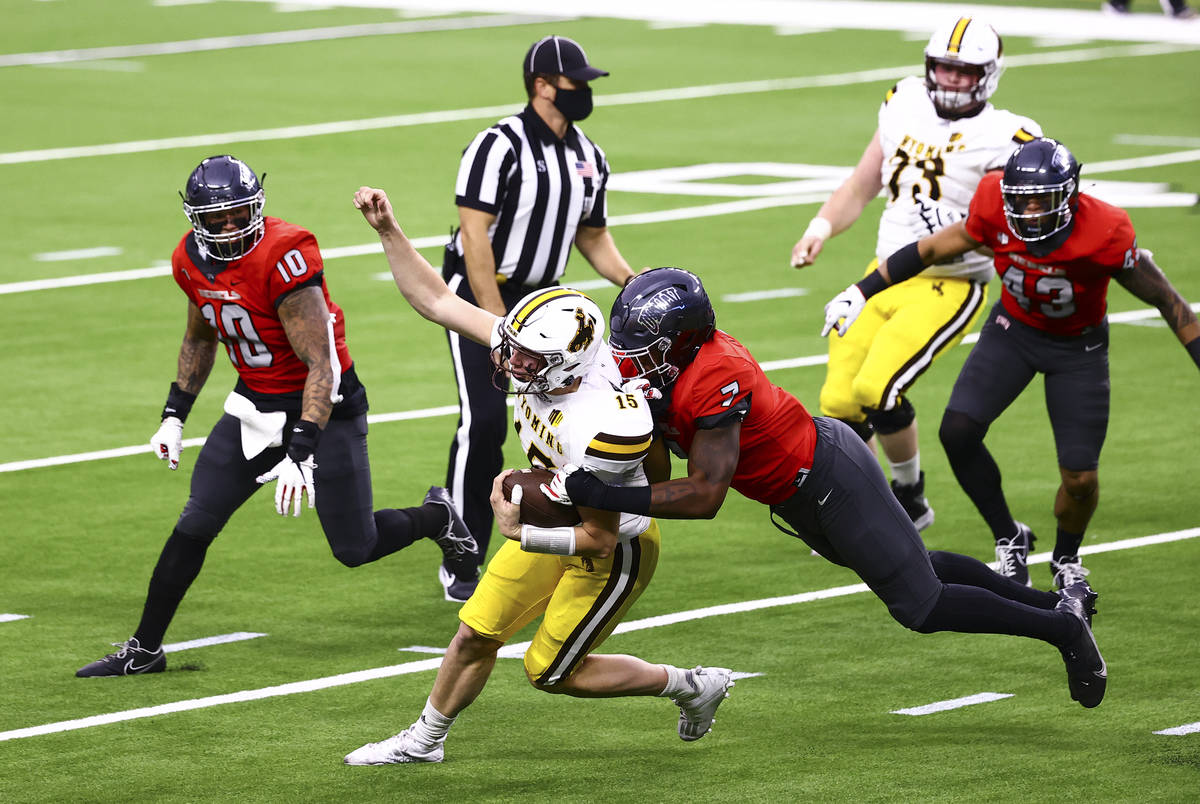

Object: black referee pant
[442,263,553,576]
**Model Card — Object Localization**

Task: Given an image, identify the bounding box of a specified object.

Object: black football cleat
[1056,581,1106,708]
[994,521,1035,587]
[76,637,166,677]
[890,471,934,531]
[424,486,481,603]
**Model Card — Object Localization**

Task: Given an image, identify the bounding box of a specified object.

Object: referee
[437,34,635,602]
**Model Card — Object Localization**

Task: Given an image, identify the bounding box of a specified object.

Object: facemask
[552,86,593,121]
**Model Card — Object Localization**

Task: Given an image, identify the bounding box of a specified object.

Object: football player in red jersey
[76,156,480,678]
[547,267,1108,709]
[823,138,1200,590]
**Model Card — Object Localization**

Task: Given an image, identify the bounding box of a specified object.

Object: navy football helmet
[609,267,715,390]
[181,155,266,261]
[1001,138,1080,248]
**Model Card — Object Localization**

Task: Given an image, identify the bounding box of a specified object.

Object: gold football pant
[820,260,988,423]
[459,520,661,686]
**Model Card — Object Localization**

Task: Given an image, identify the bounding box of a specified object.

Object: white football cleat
[343,728,444,765]
[672,666,734,742]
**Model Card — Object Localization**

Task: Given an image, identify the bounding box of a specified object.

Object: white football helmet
[923,17,1004,116]
[492,287,606,397]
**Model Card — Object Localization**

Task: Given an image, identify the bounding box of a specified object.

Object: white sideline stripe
[0,15,570,67]
[0,614,31,623]
[723,288,809,303]
[162,632,268,653]
[398,646,448,655]
[892,692,1013,716]
[4,526,1197,743]
[34,246,122,262]
[1155,722,1200,736]
[2,42,1192,167]
[1116,134,1200,148]
[8,145,1200,297]
[4,304,1198,475]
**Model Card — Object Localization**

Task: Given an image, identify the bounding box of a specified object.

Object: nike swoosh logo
[818,490,832,505]
[1084,343,1103,352]
[123,654,159,673]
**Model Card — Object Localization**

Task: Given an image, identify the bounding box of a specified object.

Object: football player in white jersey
[342,186,734,765]
[790,16,1041,533]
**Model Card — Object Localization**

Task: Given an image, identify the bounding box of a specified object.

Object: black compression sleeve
[864,241,926,294]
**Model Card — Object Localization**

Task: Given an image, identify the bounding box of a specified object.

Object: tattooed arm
[177,301,219,395]
[277,286,336,428]
[1115,249,1200,370]
[644,422,741,519]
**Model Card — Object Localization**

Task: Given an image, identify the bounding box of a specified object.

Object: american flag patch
[575,161,595,178]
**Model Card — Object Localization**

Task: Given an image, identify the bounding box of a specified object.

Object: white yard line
[892,692,1014,716]
[4,526,1197,742]
[34,247,123,262]
[3,305,1197,475]
[2,43,1193,167]
[235,0,1200,45]
[1155,722,1200,736]
[0,15,569,68]
[162,632,268,653]
[0,614,31,623]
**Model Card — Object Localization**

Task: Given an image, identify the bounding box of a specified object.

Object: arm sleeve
[686,355,755,431]
[581,400,653,485]
[454,127,516,214]
[268,233,325,308]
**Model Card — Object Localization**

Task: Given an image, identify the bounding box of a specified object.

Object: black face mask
[552,86,593,121]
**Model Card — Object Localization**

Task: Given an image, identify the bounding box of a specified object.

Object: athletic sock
[1053,527,1085,562]
[657,664,692,699]
[889,453,921,487]
[410,698,456,745]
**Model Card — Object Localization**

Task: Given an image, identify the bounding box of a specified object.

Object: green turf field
[2,1,1199,801]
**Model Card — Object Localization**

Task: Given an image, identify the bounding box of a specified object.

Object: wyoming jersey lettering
[877,76,1041,282]
[514,354,652,541]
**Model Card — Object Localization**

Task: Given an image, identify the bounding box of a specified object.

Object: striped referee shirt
[450,105,610,288]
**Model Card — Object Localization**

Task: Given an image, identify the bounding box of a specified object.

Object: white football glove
[150,416,184,470]
[910,192,964,237]
[256,455,317,517]
[540,463,580,506]
[821,285,867,338]
[620,377,662,401]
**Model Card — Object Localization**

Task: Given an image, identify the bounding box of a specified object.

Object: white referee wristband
[803,216,833,242]
[520,524,576,555]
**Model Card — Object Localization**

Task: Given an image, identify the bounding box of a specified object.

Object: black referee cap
[524,35,609,80]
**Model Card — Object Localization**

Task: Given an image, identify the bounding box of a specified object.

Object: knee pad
[939,409,987,458]
[864,398,915,436]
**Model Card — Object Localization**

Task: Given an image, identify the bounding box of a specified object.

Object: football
[502,467,582,528]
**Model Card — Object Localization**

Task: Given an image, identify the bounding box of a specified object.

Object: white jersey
[513,349,653,542]
[876,76,1041,282]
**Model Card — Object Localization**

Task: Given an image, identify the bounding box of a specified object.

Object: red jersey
[965,172,1137,336]
[171,217,353,396]
[662,330,816,505]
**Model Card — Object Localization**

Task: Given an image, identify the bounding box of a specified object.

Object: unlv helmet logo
[568,308,596,353]
[635,287,683,335]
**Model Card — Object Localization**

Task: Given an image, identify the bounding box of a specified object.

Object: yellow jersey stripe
[947,17,971,55]
[510,288,584,332]
[1012,127,1036,143]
